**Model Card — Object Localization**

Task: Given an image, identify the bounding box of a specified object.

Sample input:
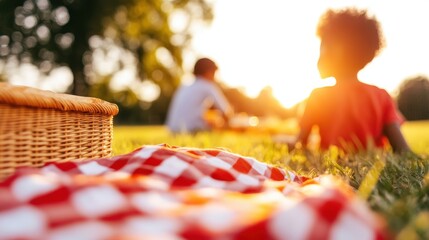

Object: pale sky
[190,0,429,108]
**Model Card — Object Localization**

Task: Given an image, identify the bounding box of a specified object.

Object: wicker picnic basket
[0,82,119,179]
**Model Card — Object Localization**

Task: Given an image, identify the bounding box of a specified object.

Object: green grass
[113,124,429,239]
[402,120,429,154]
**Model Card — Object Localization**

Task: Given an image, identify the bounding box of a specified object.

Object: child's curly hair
[316,8,385,72]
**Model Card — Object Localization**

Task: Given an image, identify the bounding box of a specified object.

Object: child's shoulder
[359,82,390,94]
[354,82,394,102]
[310,85,337,95]
[311,82,390,97]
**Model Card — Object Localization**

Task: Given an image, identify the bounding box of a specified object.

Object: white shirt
[166,77,232,133]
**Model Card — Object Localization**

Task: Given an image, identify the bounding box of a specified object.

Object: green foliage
[101,0,213,94]
[0,0,214,124]
[113,125,429,238]
[0,0,132,93]
[397,75,429,121]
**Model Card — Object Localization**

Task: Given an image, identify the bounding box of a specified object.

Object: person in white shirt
[166,58,233,133]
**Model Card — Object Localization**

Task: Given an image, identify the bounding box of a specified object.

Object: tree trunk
[67,0,96,96]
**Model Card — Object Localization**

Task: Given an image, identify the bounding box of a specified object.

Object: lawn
[113,122,429,239]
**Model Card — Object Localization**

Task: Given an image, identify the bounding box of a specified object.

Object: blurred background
[1,0,428,126]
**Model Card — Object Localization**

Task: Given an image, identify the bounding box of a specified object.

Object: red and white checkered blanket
[0,144,386,240]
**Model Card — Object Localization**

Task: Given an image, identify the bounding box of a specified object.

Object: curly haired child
[293,8,410,153]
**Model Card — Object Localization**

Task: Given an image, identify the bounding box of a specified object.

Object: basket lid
[0,82,119,116]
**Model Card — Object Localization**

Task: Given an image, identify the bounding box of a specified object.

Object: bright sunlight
[190,0,429,108]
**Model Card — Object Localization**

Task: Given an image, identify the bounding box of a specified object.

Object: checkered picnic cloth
[0,144,387,240]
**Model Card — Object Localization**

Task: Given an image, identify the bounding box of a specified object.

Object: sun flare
[190,0,429,109]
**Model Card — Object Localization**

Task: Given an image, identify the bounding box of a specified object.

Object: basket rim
[0,82,119,115]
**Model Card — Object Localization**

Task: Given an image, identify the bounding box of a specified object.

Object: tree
[0,0,213,124]
[396,75,429,121]
[0,0,128,93]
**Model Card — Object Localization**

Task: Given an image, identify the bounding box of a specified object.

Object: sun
[190,1,334,109]
[190,0,429,109]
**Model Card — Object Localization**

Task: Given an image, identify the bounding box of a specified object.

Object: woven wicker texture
[0,83,119,179]
[0,82,119,115]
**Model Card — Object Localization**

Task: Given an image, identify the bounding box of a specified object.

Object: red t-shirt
[299,81,403,151]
